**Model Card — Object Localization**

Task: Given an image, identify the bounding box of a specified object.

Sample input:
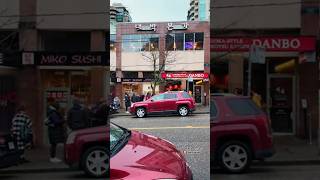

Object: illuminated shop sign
[161,72,209,79]
[211,36,316,52]
[121,78,153,82]
[32,52,108,66]
[135,24,157,31]
[167,22,189,31]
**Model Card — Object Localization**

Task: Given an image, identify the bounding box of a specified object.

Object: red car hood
[110,131,189,180]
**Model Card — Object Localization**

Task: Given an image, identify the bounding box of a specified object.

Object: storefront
[161,72,209,104]
[211,36,317,135]
[112,21,210,106]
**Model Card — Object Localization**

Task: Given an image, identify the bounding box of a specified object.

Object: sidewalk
[257,135,320,166]
[111,105,210,117]
[0,144,69,173]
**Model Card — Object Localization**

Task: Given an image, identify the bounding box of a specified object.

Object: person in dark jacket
[46,101,65,163]
[124,93,131,113]
[67,99,88,131]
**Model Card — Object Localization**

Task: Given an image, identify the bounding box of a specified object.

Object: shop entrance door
[267,75,296,134]
[194,85,203,104]
[43,88,71,145]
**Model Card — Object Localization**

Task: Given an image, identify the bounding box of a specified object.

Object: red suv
[211,94,274,173]
[130,91,196,118]
[64,126,108,178]
[110,123,193,179]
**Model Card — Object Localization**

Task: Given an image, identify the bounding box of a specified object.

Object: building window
[195,32,204,50]
[165,32,204,51]
[110,34,116,51]
[122,34,159,52]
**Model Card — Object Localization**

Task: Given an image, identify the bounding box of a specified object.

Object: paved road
[212,165,320,180]
[0,170,106,180]
[111,114,210,180]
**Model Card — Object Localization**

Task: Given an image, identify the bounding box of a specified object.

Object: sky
[110,0,190,22]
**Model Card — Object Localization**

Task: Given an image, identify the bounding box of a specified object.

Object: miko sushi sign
[211,36,316,52]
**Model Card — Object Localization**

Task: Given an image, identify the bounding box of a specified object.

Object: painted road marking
[129,126,210,130]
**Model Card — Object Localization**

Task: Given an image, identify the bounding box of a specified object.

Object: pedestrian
[145,92,152,101]
[67,99,89,131]
[93,98,108,126]
[140,94,145,102]
[46,100,66,163]
[131,93,137,103]
[124,93,131,113]
[11,103,33,163]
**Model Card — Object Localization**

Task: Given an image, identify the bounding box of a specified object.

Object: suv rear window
[226,98,261,116]
[164,93,177,99]
[210,99,218,120]
[182,92,192,98]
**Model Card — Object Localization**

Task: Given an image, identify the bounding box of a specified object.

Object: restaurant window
[110,34,116,51]
[195,32,204,50]
[166,34,174,51]
[185,33,194,50]
[175,33,184,50]
[122,34,159,52]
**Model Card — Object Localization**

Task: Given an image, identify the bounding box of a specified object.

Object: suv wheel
[178,106,189,116]
[136,107,146,118]
[217,141,252,173]
[81,146,108,177]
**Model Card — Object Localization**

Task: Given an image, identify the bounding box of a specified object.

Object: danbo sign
[211,36,316,52]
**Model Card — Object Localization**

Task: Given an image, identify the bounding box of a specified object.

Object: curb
[0,167,72,174]
[111,112,210,117]
[254,160,320,166]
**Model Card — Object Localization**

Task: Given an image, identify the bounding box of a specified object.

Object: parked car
[64,126,108,178]
[211,94,275,173]
[130,91,196,118]
[110,123,193,180]
[0,133,21,169]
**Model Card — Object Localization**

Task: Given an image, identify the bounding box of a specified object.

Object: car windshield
[110,123,131,156]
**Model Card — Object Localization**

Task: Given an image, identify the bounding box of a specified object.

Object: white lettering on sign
[135,24,157,31]
[71,55,102,64]
[40,55,67,64]
[167,22,189,31]
[252,38,301,49]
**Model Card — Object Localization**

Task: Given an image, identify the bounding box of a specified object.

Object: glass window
[152,94,165,101]
[164,93,177,99]
[122,35,141,52]
[175,33,184,50]
[166,34,174,51]
[182,92,192,98]
[195,33,204,50]
[141,34,150,51]
[210,100,218,119]
[185,33,194,50]
[149,34,159,51]
[110,34,116,51]
[226,99,262,116]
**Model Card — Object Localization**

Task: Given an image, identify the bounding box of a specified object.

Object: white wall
[165,51,204,71]
[0,0,19,29]
[110,51,116,71]
[121,52,159,71]
[211,0,301,29]
[37,0,107,30]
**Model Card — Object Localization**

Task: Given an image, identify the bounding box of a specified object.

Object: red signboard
[211,36,316,52]
[161,72,209,79]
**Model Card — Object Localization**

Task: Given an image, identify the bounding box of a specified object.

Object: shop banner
[211,36,316,52]
[27,52,109,66]
[121,78,153,82]
[161,72,209,79]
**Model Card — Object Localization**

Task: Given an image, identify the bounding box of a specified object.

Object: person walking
[124,93,131,113]
[11,104,33,163]
[145,92,152,101]
[46,101,66,163]
[131,93,137,103]
[67,99,89,131]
